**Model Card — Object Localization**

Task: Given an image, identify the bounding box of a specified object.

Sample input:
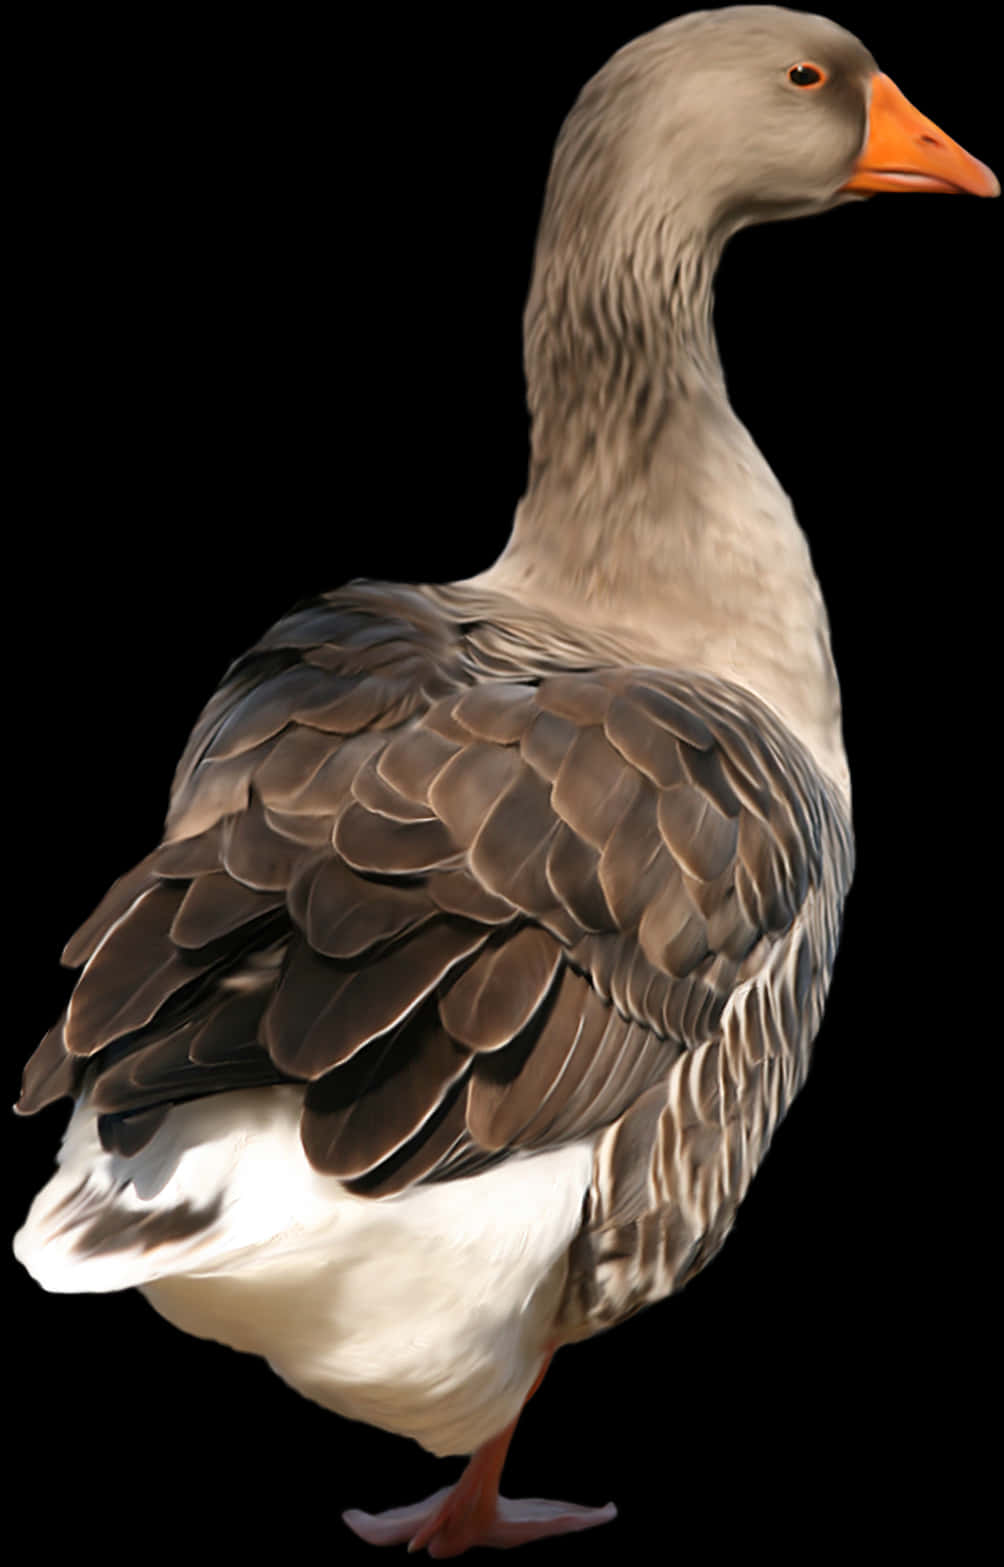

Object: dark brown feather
[351,750,440,823]
[597,784,666,927]
[426,869,517,925]
[428,744,525,844]
[469,764,559,914]
[252,725,350,809]
[450,682,539,743]
[465,965,602,1148]
[520,709,579,781]
[262,920,487,1079]
[552,727,641,850]
[16,1019,84,1113]
[334,1083,472,1197]
[60,853,162,969]
[334,802,458,874]
[439,926,562,1051]
[627,682,715,750]
[604,691,687,787]
[289,857,431,958]
[98,1105,170,1158]
[221,795,305,889]
[300,1006,470,1179]
[546,825,613,932]
[375,726,461,804]
[65,884,216,1055]
[170,873,285,950]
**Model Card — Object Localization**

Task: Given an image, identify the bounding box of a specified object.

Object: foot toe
[487,1496,618,1548]
[342,1490,455,1547]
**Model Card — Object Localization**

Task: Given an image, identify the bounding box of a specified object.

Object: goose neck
[524,215,726,504]
[475,216,851,803]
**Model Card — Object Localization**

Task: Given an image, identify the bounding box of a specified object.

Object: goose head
[516,5,997,520]
[537,5,997,256]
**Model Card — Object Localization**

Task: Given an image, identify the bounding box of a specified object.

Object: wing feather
[438,927,562,1052]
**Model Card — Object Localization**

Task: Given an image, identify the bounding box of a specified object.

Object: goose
[13,6,997,1556]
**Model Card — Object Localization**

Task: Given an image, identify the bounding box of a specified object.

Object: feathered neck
[470,112,850,801]
[504,202,731,598]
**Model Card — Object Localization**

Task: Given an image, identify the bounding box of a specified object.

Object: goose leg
[341,1354,617,1556]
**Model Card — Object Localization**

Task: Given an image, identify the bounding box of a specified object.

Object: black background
[7,4,998,1560]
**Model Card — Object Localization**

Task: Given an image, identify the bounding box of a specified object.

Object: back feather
[18,579,852,1201]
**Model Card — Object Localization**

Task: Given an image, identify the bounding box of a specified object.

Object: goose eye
[788,62,826,88]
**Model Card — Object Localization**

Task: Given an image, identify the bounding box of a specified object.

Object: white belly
[15,1086,594,1456]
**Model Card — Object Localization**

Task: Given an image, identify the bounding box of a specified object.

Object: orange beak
[843,72,999,196]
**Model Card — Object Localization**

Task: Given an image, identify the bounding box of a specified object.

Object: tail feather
[13,1085,313,1294]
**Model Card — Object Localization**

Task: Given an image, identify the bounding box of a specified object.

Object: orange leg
[342,1352,616,1557]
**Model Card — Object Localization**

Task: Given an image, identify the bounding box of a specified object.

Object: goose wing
[19,580,853,1200]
